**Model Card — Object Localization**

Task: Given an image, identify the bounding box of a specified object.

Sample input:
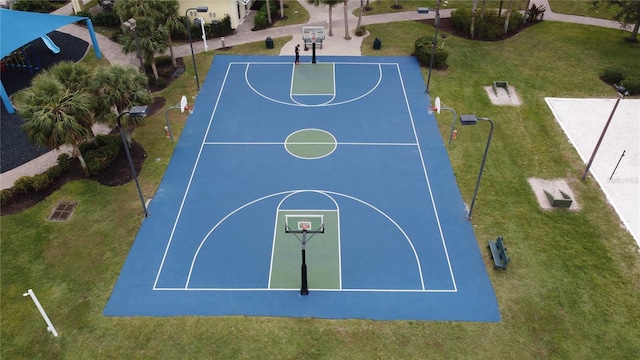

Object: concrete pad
[528,177,581,211]
[546,98,640,247]
[484,86,522,106]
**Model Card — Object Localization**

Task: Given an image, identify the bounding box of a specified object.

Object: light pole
[116,106,150,217]
[122,18,150,93]
[185,6,209,91]
[459,114,494,220]
[418,0,441,93]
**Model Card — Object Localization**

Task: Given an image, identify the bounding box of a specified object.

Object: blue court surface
[104,55,500,321]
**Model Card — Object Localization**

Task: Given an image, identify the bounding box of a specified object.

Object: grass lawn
[2,19,640,359]
[548,0,621,20]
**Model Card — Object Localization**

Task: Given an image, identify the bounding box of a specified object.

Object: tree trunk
[266,0,272,24]
[74,145,90,176]
[481,0,487,17]
[471,0,478,38]
[329,4,334,36]
[523,0,531,23]
[344,0,351,39]
[356,0,364,31]
[630,20,639,42]
[167,34,176,68]
[503,0,514,35]
[280,0,284,19]
[151,59,159,80]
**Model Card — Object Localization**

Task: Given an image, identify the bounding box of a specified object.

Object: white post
[199,17,208,52]
[23,289,58,337]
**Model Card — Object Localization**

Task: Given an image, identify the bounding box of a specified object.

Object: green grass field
[2,17,640,359]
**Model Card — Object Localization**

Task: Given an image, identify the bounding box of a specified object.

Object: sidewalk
[0,0,632,190]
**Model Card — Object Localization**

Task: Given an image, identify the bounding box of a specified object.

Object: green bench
[488,236,510,270]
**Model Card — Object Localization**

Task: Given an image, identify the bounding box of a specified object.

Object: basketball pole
[300,229,309,296]
[311,31,317,64]
[581,96,623,181]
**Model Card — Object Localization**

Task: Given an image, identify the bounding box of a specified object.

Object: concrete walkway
[0,0,632,190]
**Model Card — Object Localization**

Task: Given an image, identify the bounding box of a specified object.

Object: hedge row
[451,8,524,40]
[0,153,71,206]
[600,67,640,96]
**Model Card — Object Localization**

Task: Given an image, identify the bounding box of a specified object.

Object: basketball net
[428,105,438,114]
[311,32,317,44]
[185,105,193,114]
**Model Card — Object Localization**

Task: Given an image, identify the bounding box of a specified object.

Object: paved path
[0,1,632,190]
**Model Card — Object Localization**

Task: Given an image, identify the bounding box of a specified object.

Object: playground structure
[1,35,59,75]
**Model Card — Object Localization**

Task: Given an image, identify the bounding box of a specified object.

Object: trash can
[373,38,381,50]
[265,37,274,49]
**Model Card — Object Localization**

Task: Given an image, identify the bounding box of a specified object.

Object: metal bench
[488,236,510,270]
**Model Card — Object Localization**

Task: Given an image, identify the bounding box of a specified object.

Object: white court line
[154,62,457,292]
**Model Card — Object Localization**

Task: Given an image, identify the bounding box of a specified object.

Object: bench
[488,236,510,270]
[302,26,325,49]
[543,188,573,208]
[492,81,510,96]
[417,7,429,14]
[171,67,185,79]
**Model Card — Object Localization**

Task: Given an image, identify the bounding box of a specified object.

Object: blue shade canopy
[0,8,101,114]
[0,8,88,59]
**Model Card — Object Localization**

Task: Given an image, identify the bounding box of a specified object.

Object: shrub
[475,12,503,40]
[154,55,173,68]
[414,36,449,70]
[622,76,640,96]
[31,173,52,192]
[13,176,33,194]
[254,12,268,30]
[91,11,120,27]
[57,153,72,171]
[81,135,122,175]
[75,11,92,18]
[451,9,471,34]
[1,189,15,206]
[12,0,54,13]
[451,8,524,39]
[601,67,626,84]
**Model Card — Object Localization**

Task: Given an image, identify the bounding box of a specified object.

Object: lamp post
[122,18,150,93]
[116,106,150,217]
[418,0,441,93]
[459,114,494,220]
[185,6,209,91]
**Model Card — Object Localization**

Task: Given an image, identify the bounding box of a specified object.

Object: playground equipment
[41,35,60,54]
[2,45,41,74]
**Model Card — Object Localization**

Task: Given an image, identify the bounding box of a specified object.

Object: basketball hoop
[428,105,438,114]
[184,105,193,114]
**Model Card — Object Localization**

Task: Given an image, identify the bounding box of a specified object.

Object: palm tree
[155,0,185,68]
[90,65,152,146]
[120,17,169,80]
[343,0,351,40]
[471,0,479,38]
[114,0,162,22]
[308,0,341,37]
[503,0,515,34]
[46,60,92,93]
[16,72,94,175]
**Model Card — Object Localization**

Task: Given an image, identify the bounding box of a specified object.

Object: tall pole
[426,0,441,93]
[300,230,309,296]
[185,8,206,92]
[581,96,623,181]
[116,110,150,217]
[468,118,494,220]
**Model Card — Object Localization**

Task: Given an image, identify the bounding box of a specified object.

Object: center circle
[284,129,337,159]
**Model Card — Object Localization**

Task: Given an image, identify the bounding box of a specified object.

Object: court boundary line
[154,61,457,293]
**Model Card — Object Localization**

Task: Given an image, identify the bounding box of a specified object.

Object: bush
[154,55,173,68]
[75,11,92,18]
[12,0,54,13]
[254,12,268,30]
[13,176,33,194]
[81,134,122,175]
[451,8,524,39]
[31,173,52,192]
[1,189,15,206]
[622,76,640,96]
[414,36,449,70]
[91,11,121,27]
[601,67,626,84]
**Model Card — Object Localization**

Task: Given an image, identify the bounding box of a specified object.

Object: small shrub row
[73,10,120,27]
[12,0,55,13]
[451,8,524,40]
[414,36,449,70]
[600,67,640,95]
[0,154,71,206]
[182,15,234,40]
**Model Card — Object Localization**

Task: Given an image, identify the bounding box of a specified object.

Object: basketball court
[104,56,500,321]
